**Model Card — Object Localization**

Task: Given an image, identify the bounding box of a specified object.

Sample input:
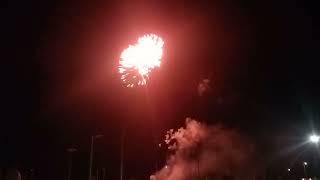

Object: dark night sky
[2,0,319,179]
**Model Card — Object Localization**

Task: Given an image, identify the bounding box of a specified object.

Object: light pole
[120,131,125,180]
[287,168,291,178]
[67,148,77,180]
[102,168,106,180]
[302,162,308,177]
[88,135,103,180]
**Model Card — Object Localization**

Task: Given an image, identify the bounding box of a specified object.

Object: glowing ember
[118,34,164,87]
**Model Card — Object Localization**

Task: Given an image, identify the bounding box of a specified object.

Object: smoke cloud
[198,79,211,96]
[151,118,257,180]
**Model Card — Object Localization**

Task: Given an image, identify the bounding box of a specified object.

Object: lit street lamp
[88,135,104,180]
[287,168,291,178]
[303,162,308,177]
[309,134,319,144]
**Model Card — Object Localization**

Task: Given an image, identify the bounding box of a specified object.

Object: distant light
[303,162,308,166]
[165,165,168,169]
[309,134,320,143]
[287,168,291,172]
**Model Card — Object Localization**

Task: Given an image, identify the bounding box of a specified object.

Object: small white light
[310,134,320,143]
[287,168,291,172]
[303,162,308,166]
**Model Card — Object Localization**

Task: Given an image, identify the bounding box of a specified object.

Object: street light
[303,162,308,177]
[287,168,291,178]
[88,135,104,180]
[309,134,319,144]
[67,148,77,180]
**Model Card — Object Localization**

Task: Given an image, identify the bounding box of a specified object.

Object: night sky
[2,0,319,179]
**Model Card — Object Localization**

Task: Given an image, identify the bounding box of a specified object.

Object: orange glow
[118,34,164,87]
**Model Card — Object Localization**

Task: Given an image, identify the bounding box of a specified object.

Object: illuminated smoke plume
[151,118,256,180]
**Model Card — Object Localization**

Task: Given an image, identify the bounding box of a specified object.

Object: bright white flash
[118,34,164,87]
[310,134,320,143]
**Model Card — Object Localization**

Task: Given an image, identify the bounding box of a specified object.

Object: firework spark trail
[119,34,164,87]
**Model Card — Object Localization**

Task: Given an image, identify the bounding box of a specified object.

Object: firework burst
[118,34,164,87]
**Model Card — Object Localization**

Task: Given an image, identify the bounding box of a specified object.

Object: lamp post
[302,162,308,177]
[286,168,291,179]
[120,131,125,180]
[102,168,106,180]
[67,148,77,180]
[88,135,104,180]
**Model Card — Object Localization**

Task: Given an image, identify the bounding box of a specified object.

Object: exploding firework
[118,34,164,87]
